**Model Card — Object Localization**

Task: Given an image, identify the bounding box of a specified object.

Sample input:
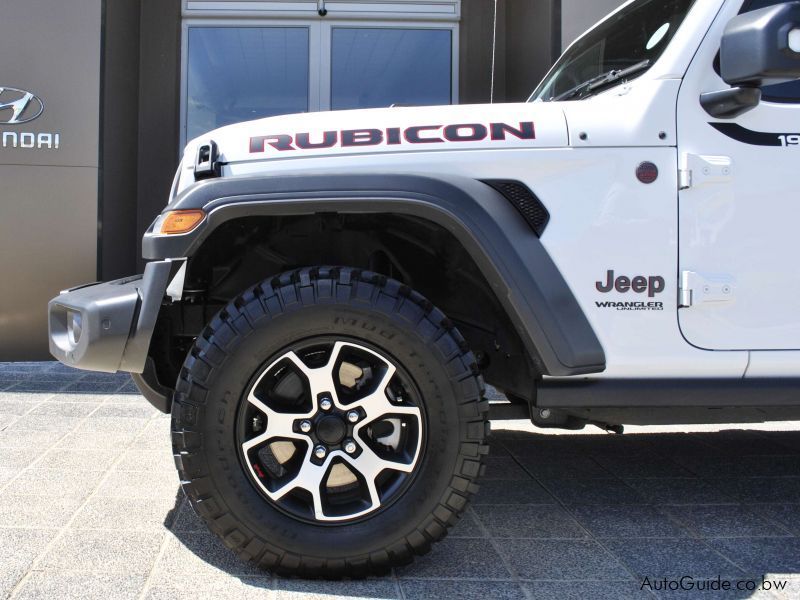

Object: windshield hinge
[679,154,732,190]
[679,271,735,308]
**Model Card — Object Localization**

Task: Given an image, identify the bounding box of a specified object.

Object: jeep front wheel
[171,267,488,577]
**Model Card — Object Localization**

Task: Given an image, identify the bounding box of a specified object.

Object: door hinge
[679,271,735,308]
[679,154,733,190]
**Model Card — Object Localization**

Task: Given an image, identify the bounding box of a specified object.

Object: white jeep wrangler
[48,0,800,577]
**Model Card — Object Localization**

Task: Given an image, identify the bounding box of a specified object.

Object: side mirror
[721,2,800,87]
[703,2,800,118]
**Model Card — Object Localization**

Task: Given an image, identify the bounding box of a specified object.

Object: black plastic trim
[538,378,800,408]
[143,173,605,377]
[130,358,172,413]
[48,260,172,374]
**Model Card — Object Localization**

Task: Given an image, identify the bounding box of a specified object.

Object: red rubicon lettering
[296,131,338,149]
[341,129,383,147]
[490,121,536,140]
[443,123,488,142]
[405,125,443,143]
[249,121,537,153]
[250,134,295,152]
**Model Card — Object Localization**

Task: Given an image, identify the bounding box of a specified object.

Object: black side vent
[482,180,550,237]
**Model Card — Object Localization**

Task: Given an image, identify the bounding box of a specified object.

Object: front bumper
[48,260,173,373]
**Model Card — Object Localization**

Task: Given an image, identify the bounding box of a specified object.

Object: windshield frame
[529,0,698,102]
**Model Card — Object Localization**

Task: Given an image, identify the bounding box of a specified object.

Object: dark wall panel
[136,0,182,268]
[100,0,141,280]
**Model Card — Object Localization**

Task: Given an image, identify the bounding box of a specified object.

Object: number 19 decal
[778,134,800,147]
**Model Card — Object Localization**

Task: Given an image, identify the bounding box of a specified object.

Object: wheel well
[150,213,539,399]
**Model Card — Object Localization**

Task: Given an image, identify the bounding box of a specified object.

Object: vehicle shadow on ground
[165,428,800,596]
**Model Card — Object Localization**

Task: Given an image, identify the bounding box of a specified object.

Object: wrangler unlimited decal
[249,121,536,153]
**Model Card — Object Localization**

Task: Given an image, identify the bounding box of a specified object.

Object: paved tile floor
[1,362,799,599]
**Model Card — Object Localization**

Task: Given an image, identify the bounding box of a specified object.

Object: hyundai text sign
[0,86,60,150]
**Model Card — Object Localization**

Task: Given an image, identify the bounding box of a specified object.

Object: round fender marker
[636,161,659,184]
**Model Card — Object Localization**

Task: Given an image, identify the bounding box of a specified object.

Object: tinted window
[187,27,309,141]
[331,28,451,110]
[532,0,697,101]
[740,0,800,102]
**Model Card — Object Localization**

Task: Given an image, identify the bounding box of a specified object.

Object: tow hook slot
[194,140,221,180]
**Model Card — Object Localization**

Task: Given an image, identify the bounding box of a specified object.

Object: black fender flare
[143,173,605,376]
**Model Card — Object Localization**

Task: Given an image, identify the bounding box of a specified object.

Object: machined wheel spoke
[270,453,327,514]
[243,393,309,449]
[350,363,422,425]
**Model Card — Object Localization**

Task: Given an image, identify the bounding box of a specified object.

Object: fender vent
[482,180,550,237]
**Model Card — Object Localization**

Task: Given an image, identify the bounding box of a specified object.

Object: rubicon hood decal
[250,121,535,153]
[709,122,795,147]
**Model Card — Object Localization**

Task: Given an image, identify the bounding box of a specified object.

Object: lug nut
[299,420,312,433]
[344,440,357,454]
[319,397,333,411]
[347,410,359,423]
[314,445,327,459]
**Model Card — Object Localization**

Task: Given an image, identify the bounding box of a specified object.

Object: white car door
[677,0,800,350]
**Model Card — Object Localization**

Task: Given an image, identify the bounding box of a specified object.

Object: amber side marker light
[157,210,205,234]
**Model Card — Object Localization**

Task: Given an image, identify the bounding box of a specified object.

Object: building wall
[561,0,626,49]
[0,0,102,360]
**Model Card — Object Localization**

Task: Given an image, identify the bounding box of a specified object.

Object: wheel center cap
[316,415,347,445]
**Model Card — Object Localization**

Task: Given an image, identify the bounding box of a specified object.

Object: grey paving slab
[55,431,138,450]
[39,530,166,575]
[539,478,647,505]
[1,363,799,597]
[401,579,524,600]
[37,448,120,472]
[150,531,264,580]
[95,470,180,499]
[8,414,82,432]
[0,400,38,417]
[449,509,486,538]
[11,572,147,600]
[396,538,511,579]
[90,403,159,419]
[0,529,53,597]
[473,478,556,505]
[604,538,745,579]
[73,416,151,435]
[71,495,181,531]
[63,381,126,394]
[710,537,800,574]
[4,468,106,498]
[625,478,738,505]
[757,503,800,535]
[516,453,612,480]
[114,448,175,472]
[661,504,793,538]
[26,401,100,418]
[712,477,800,503]
[0,447,44,471]
[567,505,690,539]
[145,577,275,600]
[524,580,651,599]
[593,454,695,479]
[6,381,68,393]
[0,494,84,528]
[495,538,632,581]
[481,456,531,480]
[472,504,587,539]
[275,579,399,600]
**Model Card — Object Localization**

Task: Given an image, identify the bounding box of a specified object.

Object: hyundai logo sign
[0,87,45,125]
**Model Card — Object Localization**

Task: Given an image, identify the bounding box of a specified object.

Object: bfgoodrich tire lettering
[171,267,488,577]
